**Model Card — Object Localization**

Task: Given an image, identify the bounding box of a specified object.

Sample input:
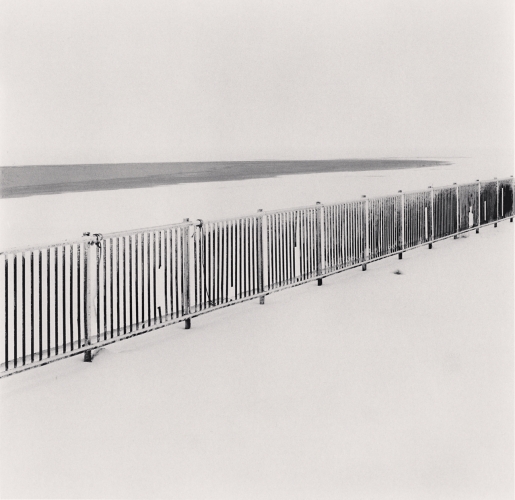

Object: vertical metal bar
[193,227,198,312]
[158,231,162,320]
[164,230,169,318]
[308,209,313,277]
[454,183,459,237]
[147,232,151,326]
[4,256,8,371]
[77,244,81,349]
[362,196,369,270]
[224,222,229,301]
[83,240,92,361]
[237,219,242,296]
[399,190,404,258]
[116,237,120,334]
[103,240,107,340]
[30,251,34,361]
[69,245,73,350]
[174,229,180,314]
[241,218,246,295]
[96,240,100,342]
[129,235,133,331]
[316,202,323,285]
[22,253,26,364]
[216,223,221,303]
[268,215,273,286]
[429,187,434,248]
[141,233,146,327]
[182,220,190,318]
[202,224,207,309]
[123,236,126,334]
[475,181,480,233]
[135,234,139,329]
[39,250,43,360]
[281,214,286,285]
[54,247,58,356]
[153,232,157,324]
[46,249,50,358]
[110,238,114,337]
[248,217,253,293]
[495,178,499,227]
[61,247,66,354]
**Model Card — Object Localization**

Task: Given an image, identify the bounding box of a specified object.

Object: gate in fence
[1,176,513,376]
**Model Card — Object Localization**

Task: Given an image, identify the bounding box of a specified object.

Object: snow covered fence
[0,176,513,377]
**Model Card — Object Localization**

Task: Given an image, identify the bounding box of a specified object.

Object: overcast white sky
[0,0,513,166]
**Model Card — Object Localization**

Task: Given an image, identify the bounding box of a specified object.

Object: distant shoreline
[0,159,450,199]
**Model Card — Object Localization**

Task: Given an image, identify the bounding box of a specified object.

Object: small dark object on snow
[394,269,402,275]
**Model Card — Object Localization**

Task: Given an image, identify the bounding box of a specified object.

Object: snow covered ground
[0,157,513,498]
[0,215,513,499]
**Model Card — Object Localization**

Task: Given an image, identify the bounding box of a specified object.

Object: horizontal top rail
[202,203,322,225]
[99,220,193,240]
[0,235,94,256]
[262,204,321,215]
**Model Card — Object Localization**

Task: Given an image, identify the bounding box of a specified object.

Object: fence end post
[257,209,265,301]
[494,178,499,227]
[316,202,323,284]
[182,218,191,322]
[453,183,459,238]
[428,186,434,249]
[398,190,404,258]
[362,194,369,271]
[476,180,481,233]
[82,233,95,362]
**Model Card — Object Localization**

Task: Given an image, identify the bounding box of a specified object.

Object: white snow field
[0,157,513,498]
[0,215,513,499]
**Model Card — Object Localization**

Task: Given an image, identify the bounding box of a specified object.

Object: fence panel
[433,186,457,239]
[94,223,191,341]
[192,216,262,312]
[0,240,89,372]
[480,181,498,225]
[458,183,480,232]
[323,200,366,272]
[367,195,402,259]
[498,178,514,219]
[265,207,320,289]
[403,190,432,249]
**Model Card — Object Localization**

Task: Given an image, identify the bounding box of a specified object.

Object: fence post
[182,219,191,329]
[476,180,481,233]
[428,186,434,249]
[257,209,265,304]
[453,183,459,238]
[494,178,498,227]
[362,195,369,270]
[398,190,404,258]
[82,233,93,362]
[316,202,323,285]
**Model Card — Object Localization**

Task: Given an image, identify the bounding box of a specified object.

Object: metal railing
[1,175,513,376]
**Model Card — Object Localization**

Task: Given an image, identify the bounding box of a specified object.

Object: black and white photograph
[0,1,513,498]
